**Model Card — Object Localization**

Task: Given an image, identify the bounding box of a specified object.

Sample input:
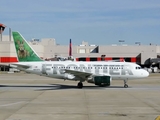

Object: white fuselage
[12,61,149,81]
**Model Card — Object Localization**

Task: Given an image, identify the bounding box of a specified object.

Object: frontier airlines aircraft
[10,31,149,88]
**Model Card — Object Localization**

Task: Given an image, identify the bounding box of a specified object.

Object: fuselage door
[42,64,46,74]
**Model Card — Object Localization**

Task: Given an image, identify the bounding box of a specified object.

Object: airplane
[10,31,149,88]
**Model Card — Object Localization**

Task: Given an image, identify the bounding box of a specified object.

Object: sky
[0,0,160,45]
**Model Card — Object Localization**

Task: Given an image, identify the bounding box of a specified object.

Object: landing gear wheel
[124,79,128,88]
[77,82,83,88]
[124,84,128,88]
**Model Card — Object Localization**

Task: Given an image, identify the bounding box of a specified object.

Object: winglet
[12,31,43,62]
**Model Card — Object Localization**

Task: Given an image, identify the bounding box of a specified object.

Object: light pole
[135,42,141,45]
[119,40,125,45]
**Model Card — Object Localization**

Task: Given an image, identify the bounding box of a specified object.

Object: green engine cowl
[94,76,111,86]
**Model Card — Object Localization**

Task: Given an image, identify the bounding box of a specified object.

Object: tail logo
[17,40,30,58]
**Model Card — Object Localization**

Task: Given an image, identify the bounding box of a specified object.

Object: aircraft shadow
[0,84,126,91]
[48,84,126,90]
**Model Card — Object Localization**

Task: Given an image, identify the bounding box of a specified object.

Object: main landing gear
[124,79,128,88]
[77,82,83,88]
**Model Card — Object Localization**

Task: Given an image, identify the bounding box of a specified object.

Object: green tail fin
[12,31,43,62]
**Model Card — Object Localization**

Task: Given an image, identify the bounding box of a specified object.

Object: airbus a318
[10,31,149,88]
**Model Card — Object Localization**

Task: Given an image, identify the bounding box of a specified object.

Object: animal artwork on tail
[17,40,30,58]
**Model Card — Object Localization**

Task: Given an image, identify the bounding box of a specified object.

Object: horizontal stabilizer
[10,64,30,69]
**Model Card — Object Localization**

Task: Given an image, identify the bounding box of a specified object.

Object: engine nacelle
[93,76,112,86]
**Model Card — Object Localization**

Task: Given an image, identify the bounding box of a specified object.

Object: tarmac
[0,72,160,120]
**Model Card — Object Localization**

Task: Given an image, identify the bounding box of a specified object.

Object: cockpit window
[135,67,141,69]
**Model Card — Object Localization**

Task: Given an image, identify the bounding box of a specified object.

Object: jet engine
[88,76,112,86]
[94,76,112,86]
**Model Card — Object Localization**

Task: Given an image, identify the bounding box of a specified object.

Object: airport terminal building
[0,34,160,71]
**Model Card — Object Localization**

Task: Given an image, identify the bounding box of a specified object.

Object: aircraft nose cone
[146,71,149,77]
[143,70,149,77]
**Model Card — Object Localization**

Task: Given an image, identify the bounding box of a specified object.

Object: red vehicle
[0,23,6,34]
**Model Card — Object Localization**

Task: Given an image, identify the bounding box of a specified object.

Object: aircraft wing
[65,69,92,80]
[10,64,31,69]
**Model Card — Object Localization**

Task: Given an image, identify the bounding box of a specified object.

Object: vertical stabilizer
[12,31,43,62]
